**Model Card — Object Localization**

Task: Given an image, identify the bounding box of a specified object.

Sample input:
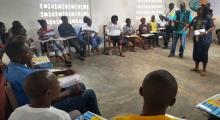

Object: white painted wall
[0,0,218,39]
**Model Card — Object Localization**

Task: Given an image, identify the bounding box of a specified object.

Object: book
[75,111,107,120]
[196,94,220,118]
[58,74,81,88]
[32,56,50,65]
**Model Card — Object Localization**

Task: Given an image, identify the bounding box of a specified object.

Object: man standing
[168,2,193,58]
[58,16,85,60]
[163,3,175,49]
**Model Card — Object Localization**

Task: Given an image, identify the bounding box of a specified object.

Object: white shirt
[158,19,167,28]
[81,24,98,37]
[107,23,121,36]
[8,105,71,120]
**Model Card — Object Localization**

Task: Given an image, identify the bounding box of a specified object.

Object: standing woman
[185,5,214,76]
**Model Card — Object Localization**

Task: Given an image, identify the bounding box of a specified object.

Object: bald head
[24,70,60,100]
[140,70,178,109]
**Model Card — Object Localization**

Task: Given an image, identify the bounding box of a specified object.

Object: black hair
[37,19,47,27]
[169,3,174,7]
[198,4,209,19]
[11,21,26,37]
[83,16,90,23]
[0,22,5,28]
[140,17,146,22]
[61,16,68,21]
[5,40,27,61]
[125,18,131,23]
[142,70,178,108]
[24,70,56,100]
[111,15,118,23]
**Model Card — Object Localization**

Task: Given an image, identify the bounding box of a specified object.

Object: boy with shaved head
[8,70,81,120]
[114,70,179,120]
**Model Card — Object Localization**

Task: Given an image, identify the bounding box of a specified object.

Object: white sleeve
[8,111,17,120]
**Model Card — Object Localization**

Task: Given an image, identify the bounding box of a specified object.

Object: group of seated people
[1,14,168,63]
[0,42,180,119]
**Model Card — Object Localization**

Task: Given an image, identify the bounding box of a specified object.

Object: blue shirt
[4,62,33,106]
[58,23,76,37]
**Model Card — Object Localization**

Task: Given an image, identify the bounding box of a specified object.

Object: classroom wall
[0,0,218,39]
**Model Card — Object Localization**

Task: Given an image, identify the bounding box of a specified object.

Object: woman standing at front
[185,5,214,76]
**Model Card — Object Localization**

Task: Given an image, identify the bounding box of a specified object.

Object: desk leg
[87,36,90,56]
[67,40,72,59]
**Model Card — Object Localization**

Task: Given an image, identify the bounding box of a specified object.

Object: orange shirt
[113,114,180,120]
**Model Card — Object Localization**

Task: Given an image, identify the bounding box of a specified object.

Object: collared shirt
[123,25,135,35]
[58,23,76,37]
[4,62,34,106]
[174,10,193,34]
[114,114,179,120]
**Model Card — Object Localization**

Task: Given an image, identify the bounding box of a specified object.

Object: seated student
[8,21,27,41]
[148,15,160,47]
[37,19,72,66]
[0,60,6,120]
[58,16,85,60]
[8,70,81,120]
[138,17,151,49]
[107,15,124,57]
[114,70,178,120]
[80,16,102,54]
[123,18,137,52]
[4,40,100,114]
[216,29,220,45]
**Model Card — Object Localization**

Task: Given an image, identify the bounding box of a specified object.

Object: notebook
[58,74,81,88]
[196,94,220,118]
[32,56,50,65]
[75,111,106,120]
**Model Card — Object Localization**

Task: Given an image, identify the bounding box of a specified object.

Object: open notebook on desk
[196,94,220,118]
[32,56,50,65]
[58,74,81,88]
[75,111,106,120]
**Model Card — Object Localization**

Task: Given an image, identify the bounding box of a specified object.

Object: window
[39,0,90,25]
[136,0,165,21]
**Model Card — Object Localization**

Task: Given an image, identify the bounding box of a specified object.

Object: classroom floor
[58,41,220,119]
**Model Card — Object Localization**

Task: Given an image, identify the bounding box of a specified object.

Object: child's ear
[139,87,143,96]
[169,98,176,107]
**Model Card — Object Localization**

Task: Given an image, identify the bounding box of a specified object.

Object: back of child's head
[24,70,60,101]
[140,70,178,110]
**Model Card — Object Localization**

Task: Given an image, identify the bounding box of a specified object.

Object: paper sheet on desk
[58,74,81,88]
[32,56,50,65]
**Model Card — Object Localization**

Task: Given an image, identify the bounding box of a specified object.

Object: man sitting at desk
[80,16,102,54]
[148,15,160,47]
[58,16,85,60]
[37,19,72,66]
